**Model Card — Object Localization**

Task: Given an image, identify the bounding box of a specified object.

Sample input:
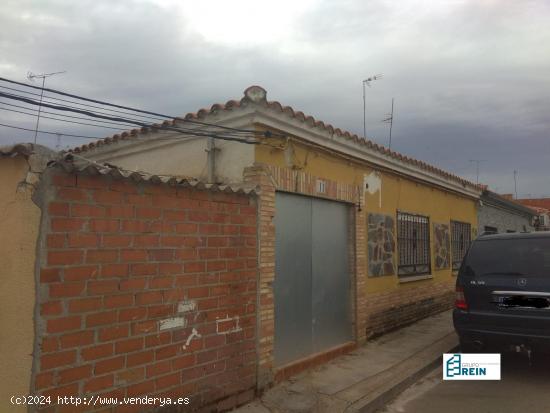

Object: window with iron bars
[397,211,431,276]
[451,221,471,270]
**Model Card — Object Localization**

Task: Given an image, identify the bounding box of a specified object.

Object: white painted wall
[85,134,255,183]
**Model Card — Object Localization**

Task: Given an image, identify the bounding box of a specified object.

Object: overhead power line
[0,121,100,139]
[1,75,172,118]
[0,84,166,122]
[0,76,284,137]
[27,70,66,143]
[0,105,136,130]
[0,101,139,128]
[0,90,173,127]
[0,90,270,145]
[0,118,264,146]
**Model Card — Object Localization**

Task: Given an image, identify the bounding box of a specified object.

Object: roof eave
[252,109,482,199]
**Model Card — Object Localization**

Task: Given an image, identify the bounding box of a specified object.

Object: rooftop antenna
[362,74,382,139]
[514,170,518,199]
[27,70,66,144]
[468,159,487,185]
[382,97,395,149]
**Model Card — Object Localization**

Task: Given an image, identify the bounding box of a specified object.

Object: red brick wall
[34,171,258,412]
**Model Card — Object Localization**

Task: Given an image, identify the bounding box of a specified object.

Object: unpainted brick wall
[34,170,258,412]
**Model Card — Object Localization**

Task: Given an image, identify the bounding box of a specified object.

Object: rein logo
[443,353,501,380]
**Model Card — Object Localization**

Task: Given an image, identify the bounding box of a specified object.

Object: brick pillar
[355,206,367,344]
[243,165,276,390]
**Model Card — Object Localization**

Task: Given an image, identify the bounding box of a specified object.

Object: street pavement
[232,310,457,413]
[381,351,550,413]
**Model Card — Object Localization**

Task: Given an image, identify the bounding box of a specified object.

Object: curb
[354,341,459,413]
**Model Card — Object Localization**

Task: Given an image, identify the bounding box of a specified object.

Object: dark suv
[453,232,550,352]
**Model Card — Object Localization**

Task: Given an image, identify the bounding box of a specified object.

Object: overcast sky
[1,0,549,197]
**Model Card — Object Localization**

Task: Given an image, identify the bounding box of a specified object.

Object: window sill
[398,274,433,284]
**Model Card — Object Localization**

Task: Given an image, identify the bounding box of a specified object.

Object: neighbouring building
[515,197,550,231]
[532,207,550,231]
[1,144,259,412]
[478,189,536,234]
[70,86,481,387]
[0,144,54,412]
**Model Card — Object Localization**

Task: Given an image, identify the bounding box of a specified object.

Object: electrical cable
[0,106,136,130]
[0,101,139,128]
[0,90,173,127]
[0,76,285,137]
[0,101,264,145]
[0,76,172,118]
[0,91,268,145]
[0,84,166,122]
[0,91,261,140]
[0,117,262,145]
[0,121,100,139]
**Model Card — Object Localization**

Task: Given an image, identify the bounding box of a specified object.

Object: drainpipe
[206,137,216,183]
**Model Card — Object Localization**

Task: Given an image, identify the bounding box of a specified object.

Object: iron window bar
[397,211,431,276]
[451,221,471,270]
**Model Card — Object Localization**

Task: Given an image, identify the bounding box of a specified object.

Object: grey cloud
[1,0,549,196]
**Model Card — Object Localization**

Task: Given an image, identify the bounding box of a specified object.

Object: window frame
[396,211,431,277]
[451,220,471,270]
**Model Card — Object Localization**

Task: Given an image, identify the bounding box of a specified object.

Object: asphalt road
[381,351,550,413]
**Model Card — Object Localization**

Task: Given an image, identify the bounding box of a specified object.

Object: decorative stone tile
[367,213,395,277]
[433,222,450,270]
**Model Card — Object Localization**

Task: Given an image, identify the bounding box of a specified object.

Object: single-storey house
[478,189,536,235]
[69,86,481,386]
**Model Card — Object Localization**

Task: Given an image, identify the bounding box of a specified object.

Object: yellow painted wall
[255,136,477,295]
[0,157,39,411]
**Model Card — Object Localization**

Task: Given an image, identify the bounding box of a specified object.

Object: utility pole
[27,70,66,144]
[362,74,382,139]
[468,159,487,185]
[382,98,395,149]
[514,170,518,199]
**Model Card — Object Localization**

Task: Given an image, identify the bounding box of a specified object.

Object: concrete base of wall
[274,342,357,384]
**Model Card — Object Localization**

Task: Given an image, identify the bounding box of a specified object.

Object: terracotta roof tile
[69,86,478,190]
[57,153,259,195]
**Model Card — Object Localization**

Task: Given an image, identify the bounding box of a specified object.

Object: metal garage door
[274,192,352,366]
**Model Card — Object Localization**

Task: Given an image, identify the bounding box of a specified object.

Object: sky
[1,0,549,197]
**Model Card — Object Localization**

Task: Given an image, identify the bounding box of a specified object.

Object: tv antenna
[468,159,487,185]
[362,74,382,139]
[514,170,518,199]
[27,70,66,144]
[382,98,395,149]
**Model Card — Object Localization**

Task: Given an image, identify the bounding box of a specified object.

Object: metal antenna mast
[468,159,487,185]
[27,70,66,144]
[362,74,382,139]
[514,170,518,199]
[382,98,395,149]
